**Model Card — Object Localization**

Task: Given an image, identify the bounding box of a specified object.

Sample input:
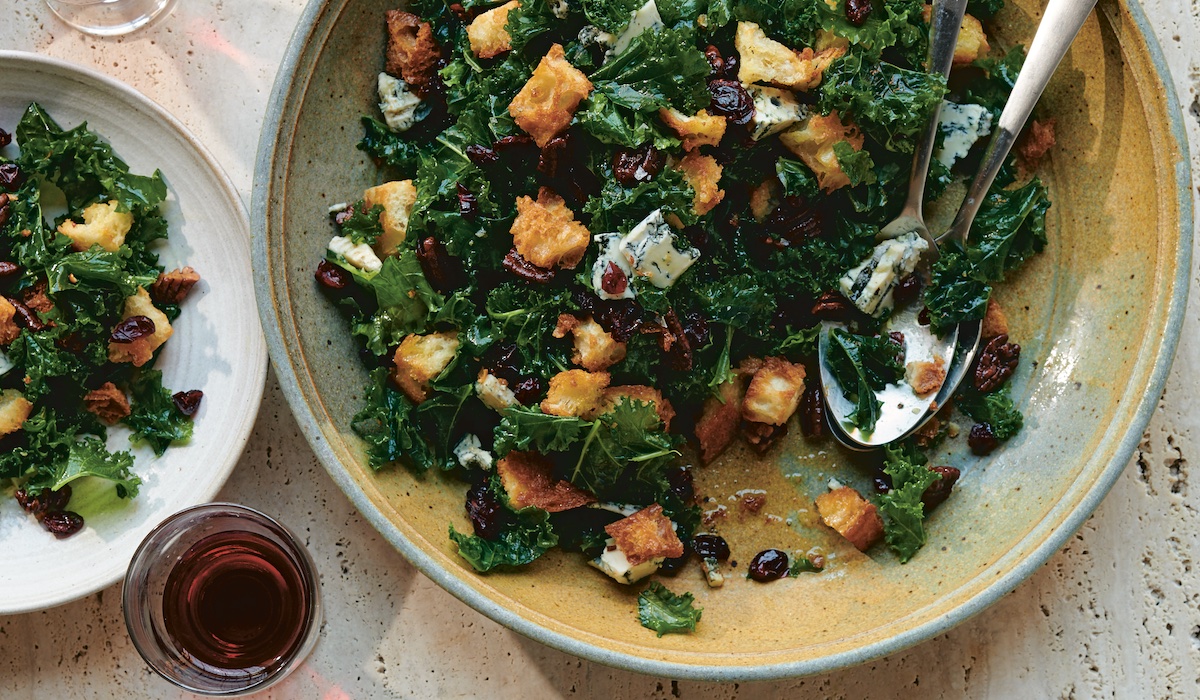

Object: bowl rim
[0,49,269,614]
[251,0,1193,681]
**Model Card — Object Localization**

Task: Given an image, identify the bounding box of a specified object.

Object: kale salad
[0,104,202,539]
[318,0,1052,636]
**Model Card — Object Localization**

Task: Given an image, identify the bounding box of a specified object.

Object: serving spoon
[817,0,969,448]
[820,0,1099,450]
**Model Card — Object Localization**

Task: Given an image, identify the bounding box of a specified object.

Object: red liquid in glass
[162,530,309,672]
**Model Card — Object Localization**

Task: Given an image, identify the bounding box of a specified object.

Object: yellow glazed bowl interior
[253,0,1191,679]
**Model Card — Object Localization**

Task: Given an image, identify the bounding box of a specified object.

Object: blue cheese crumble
[934,101,993,170]
[377,73,426,133]
[838,231,929,317]
[617,209,700,290]
[748,85,807,141]
[611,0,663,55]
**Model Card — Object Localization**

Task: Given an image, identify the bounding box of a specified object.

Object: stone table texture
[1,0,1199,697]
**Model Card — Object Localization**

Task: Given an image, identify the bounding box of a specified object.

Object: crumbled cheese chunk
[702,557,725,588]
[589,538,662,584]
[577,25,615,49]
[934,101,993,170]
[591,232,636,300]
[611,0,663,55]
[328,235,383,273]
[453,434,494,470]
[616,209,700,290]
[377,73,425,133]
[475,369,519,412]
[838,231,929,317]
[0,349,13,378]
[551,0,569,19]
[748,85,807,141]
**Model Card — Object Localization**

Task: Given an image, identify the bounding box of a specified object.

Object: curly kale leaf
[833,141,876,187]
[589,26,711,114]
[956,386,1024,439]
[924,242,991,337]
[574,92,681,150]
[352,368,438,471]
[24,438,141,500]
[963,46,1025,117]
[358,117,424,176]
[826,329,904,432]
[569,398,681,500]
[46,248,158,298]
[877,442,941,562]
[819,55,948,154]
[583,167,697,233]
[336,203,386,247]
[638,582,703,636]
[494,406,592,455]
[123,369,195,456]
[450,505,559,572]
[775,157,820,200]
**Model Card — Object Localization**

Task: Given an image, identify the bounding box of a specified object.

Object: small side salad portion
[319,0,1052,636]
[0,103,202,538]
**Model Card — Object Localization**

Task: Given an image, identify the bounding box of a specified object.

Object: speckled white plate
[0,51,267,614]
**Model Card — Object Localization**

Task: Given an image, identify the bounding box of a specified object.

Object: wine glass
[44,0,178,36]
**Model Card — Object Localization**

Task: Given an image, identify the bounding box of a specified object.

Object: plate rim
[0,50,269,615]
[251,0,1193,681]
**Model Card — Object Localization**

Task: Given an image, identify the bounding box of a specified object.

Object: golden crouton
[981,297,1009,339]
[510,187,591,269]
[695,378,744,464]
[658,108,727,151]
[591,385,675,430]
[0,389,33,438]
[83,382,131,425]
[815,486,884,552]
[475,368,520,412]
[108,288,173,368]
[742,356,806,426]
[906,357,947,396]
[779,112,864,192]
[391,331,459,403]
[735,22,846,90]
[749,177,781,222]
[923,6,989,65]
[385,10,441,88]
[604,504,685,565]
[1018,118,1056,169]
[58,200,132,253]
[467,0,519,59]
[364,180,418,258]
[497,451,595,512]
[0,297,18,346]
[508,43,593,147]
[677,152,725,216]
[554,314,627,372]
[540,369,610,417]
[150,267,201,305]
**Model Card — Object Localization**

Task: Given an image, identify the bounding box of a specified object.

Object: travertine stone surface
[1,0,1198,696]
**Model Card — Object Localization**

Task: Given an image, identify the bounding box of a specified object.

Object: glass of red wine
[123,503,321,695]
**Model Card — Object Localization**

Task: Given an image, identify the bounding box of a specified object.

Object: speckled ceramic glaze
[252,0,1191,680]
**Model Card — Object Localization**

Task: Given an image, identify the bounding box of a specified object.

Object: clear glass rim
[122,502,322,697]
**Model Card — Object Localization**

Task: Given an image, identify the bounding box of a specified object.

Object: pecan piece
[741,420,788,455]
[921,466,961,511]
[974,334,1020,392]
[150,266,201,304]
[501,248,556,283]
[83,382,131,425]
[811,290,856,321]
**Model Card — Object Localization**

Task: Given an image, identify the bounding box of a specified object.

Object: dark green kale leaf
[584,167,696,233]
[956,386,1024,439]
[963,46,1024,117]
[775,157,820,200]
[0,407,70,480]
[732,0,821,47]
[46,248,158,297]
[772,325,821,358]
[967,0,1005,18]
[352,368,437,471]
[486,283,574,376]
[123,369,195,456]
[3,180,71,270]
[494,406,591,455]
[358,117,424,176]
[574,93,681,150]
[589,27,710,114]
[968,177,1050,281]
[825,329,904,432]
[923,241,991,337]
[816,0,927,64]
[877,442,941,562]
[638,582,702,636]
[692,273,775,329]
[569,398,680,499]
[337,203,387,246]
[24,437,141,499]
[7,331,91,402]
[819,55,948,154]
[580,0,643,32]
[450,505,559,572]
[833,141,876,187]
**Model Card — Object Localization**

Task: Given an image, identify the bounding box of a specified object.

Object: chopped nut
[150,267,201,304]
[83,382,131,425]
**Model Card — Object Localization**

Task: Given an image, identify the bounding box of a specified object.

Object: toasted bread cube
[108,288,173,367]
[906,358,947,396]
[735,22,845,90]
[749,177,781,222]
[468,0,519,59]
[591,385,675,430]
[58,200,132,253]
[923,6,989,65]
[475,369,520,412]
[658,108,727,151]
[385,10,441,88]
[363,180,418,258]
[540,369,609,417]
[0,389,33,438]
[0,297,18,346]
[497,451,595,512]
[508,43,592,147]
[83,381,131,425]
[695,378,744,464]
[391,331,459,403]
[510,187,591,269]
[742,356,806,426]
[816,486,884,551]
[555,314,627,372]
[677,152,725,216]
[981,297,1009,339]
[604,504,684,565]
[779,112,864,192]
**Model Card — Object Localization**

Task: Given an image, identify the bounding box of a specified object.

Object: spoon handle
[944,0,1098,244]
[904,0,969,218]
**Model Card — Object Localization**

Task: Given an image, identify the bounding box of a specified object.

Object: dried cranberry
[612,144,664,187]
[0,163,24,191]
[456,183,478,220]
[707,79,754,125]
[589,298,644,342]
[417,237,464,293]
[748,549,790,581]
[332,203,356,226]
[974,334,1020,392]
[888,331,906,365]
[14,488,30,512]
[43,510,85,539]
[811,291,856,321]
[314,260,350,290]
[845,0,872,25]
[893,273,921,306]
[172,390,204,417]
[600,262,628,296]
[657,551,691,575]
[681,311,710,349]
[665,466,695,505]
[692,534,730,561]
[466,144,499,165]
[510,377,544,405]
[921,466,961,511]
[110,315,156,343]
[16,486,71,515]
[493,134,536,152]
[0,260,19,282]
[502,248,556,283]
[0,129,10,148]
[484,343,522,384]
[799,384,826,439]
[873,466,893,494]
[918,307,931,326]
[56,332,87,354]
[466,483,505,540]
[0,193,10,228]
[968,424,999,455]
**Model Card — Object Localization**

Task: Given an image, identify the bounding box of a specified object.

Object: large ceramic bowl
[252,0,1191,680]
